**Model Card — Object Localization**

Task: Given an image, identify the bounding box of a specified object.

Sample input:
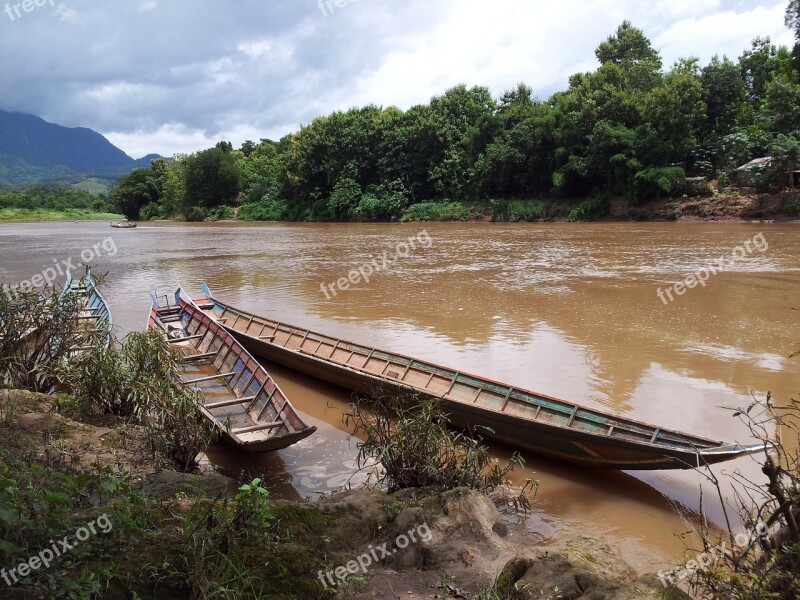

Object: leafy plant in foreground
[344,391,537,510]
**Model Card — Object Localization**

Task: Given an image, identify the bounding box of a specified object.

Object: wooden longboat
[193,283,769,470]
[61,269,112,351]
[147,288,316,453]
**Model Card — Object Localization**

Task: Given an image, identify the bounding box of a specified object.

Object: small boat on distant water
[110,220,137,229]
[147,287,316,453]
[192,283,770,470]
[60,269,112,352]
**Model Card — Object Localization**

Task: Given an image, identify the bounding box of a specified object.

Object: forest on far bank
[104,8,800,222]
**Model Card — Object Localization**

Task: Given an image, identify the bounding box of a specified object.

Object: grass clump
[491,199,550,222]
[401,201,482,221]
[782,194,800,218]
[688,391,799,600]
[567,194,610,222]
[344,392,537,510]
[0,286,90,392]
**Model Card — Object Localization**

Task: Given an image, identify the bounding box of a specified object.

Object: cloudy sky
[0,0,793,158]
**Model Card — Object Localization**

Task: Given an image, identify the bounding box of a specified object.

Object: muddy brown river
[1,220,798,573]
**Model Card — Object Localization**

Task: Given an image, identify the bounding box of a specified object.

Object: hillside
[0,110,159,187]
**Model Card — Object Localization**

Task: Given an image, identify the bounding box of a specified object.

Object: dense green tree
[237,140,283,204]
[215,140,233,153]
[586,120,639,195]
[700,56,747,141]
[787,0,800,70]
[240,140,256,157]
[183,147,241,212]
[759,77,800,134]
[477,107,563,197]
[739,37,795,104]
[497,83,537,130]
[327,176,361,220]
[160,155,187,217]
[788,0,800,41]
[111,168,161,220]
[644,60,706,162]
[376,104,441,202]
[595,20,663,91]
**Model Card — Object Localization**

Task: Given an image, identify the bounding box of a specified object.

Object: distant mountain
[0,110,160,187]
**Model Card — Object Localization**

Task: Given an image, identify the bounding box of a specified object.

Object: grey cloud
[0,0,789,156]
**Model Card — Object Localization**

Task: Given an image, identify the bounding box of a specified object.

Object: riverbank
[0,208,123,222]
[0,389,688,599]
[1,191,798,224]
[397,190,800,223]
[606,190,800,222]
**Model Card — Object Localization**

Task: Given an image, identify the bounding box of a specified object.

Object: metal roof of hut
[736,157,773,171]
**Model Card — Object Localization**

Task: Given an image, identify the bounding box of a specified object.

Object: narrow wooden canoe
[147,288,316,453]
[61,269,112,351]
[194,283,769,470]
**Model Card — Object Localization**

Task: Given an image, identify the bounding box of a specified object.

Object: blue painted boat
[61,269,112,351]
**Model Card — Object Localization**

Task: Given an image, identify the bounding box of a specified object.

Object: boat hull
[61,269,112,352]
[198,289,768,470]
[147,290,316,454]
[229,333,707,469]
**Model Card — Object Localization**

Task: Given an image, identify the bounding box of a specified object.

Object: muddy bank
[534,190,797,223]
[608,190,800,222]
[0,390,690,599]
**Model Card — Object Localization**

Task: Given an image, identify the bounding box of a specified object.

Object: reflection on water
[1,220,798,572]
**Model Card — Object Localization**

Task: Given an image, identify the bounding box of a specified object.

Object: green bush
[633,167,686,201]
[239,198,287,221]
[352,194,396,221]
[355,179,410,221]
[567,194,610,222]
[208,205,234,221]
[57,329,220,471]
[401,201,479,221]
[186,206,209,222]
[491,200,548,222]
[783,194,800,217]
[327,177,362,220]
[139,201,162,221]
[344,393,537,510]
[750,166,786,193]
[678,178,714,198]
[352,182,410,221]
